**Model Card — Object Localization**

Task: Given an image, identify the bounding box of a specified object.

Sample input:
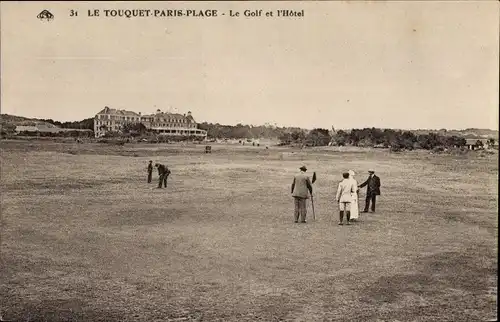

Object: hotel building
[94,107,207,139]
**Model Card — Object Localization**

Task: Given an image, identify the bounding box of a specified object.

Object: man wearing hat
[291,166,313,223]
[147,160,153,183]
[358,170,381,212]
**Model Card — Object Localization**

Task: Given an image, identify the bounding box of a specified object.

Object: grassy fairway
[1,140,497,321]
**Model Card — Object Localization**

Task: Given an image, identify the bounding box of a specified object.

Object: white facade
[93,107,207,139]
[94,106,141,137]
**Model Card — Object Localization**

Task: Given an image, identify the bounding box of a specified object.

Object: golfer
[336,172,356,225]
[291,166,313,223]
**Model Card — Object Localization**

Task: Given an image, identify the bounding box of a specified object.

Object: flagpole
[311,171,317,221]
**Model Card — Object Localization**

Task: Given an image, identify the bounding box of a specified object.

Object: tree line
[38,118,95,130]
[333,128,471,150]
[279,127,495,151]
[196,122,303,140]
[15,130,94,138]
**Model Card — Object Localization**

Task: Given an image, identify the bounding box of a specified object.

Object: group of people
[291,166,381,224]
[147,160,171,188]
[146,160,381,224]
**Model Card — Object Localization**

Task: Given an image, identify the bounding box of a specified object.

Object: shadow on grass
[98,207,190,227]
[2,299,125,322]
[443,211,498,235]
[357,247,497,321]
[2,178,132,192]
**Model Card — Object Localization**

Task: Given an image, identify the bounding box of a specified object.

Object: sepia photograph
[1,1,498,321]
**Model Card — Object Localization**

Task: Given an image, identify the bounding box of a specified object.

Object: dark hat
[149,160,153,162]
[300,166,307,171]
[368,170,375,173]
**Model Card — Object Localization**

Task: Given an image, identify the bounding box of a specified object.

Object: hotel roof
[96,106,140,117]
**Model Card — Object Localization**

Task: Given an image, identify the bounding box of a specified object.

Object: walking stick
[311,194,316,221]
[311,172,317,221]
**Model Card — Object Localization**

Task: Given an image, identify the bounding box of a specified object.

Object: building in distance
[93,106,207,139]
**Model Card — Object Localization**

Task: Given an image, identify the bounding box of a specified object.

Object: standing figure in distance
[336,172,356,225]
[291,166,313,223]
[147,160,153,183]
[348,170,360,222]
[359,170,381,213]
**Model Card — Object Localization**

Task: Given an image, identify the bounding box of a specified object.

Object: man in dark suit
[155,163,171,188]
[358,170,381,213]
[147,160,153,183]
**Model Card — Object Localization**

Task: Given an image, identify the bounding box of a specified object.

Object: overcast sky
[1,1,498,130]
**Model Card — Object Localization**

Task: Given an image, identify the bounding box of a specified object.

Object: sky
[1,1,499,130]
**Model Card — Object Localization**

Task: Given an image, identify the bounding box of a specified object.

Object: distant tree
[103,131,120,138]
[122,122,147,137]
[399,131,417,150]
[445,136,466,148]
[382,129,398,147]
[278,133,291,144]
[371,128,385,144]
[39,119,58,126]
[291,130,306,143]
[332,130,348,146]
[456,137,467,147]
[1,123,16,134]
[306,128,331,146]
[417,133,441,150]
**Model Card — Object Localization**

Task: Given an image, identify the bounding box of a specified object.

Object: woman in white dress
[348,170,359,221]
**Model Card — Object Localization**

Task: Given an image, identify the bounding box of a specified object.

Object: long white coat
[349,177,359,219]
